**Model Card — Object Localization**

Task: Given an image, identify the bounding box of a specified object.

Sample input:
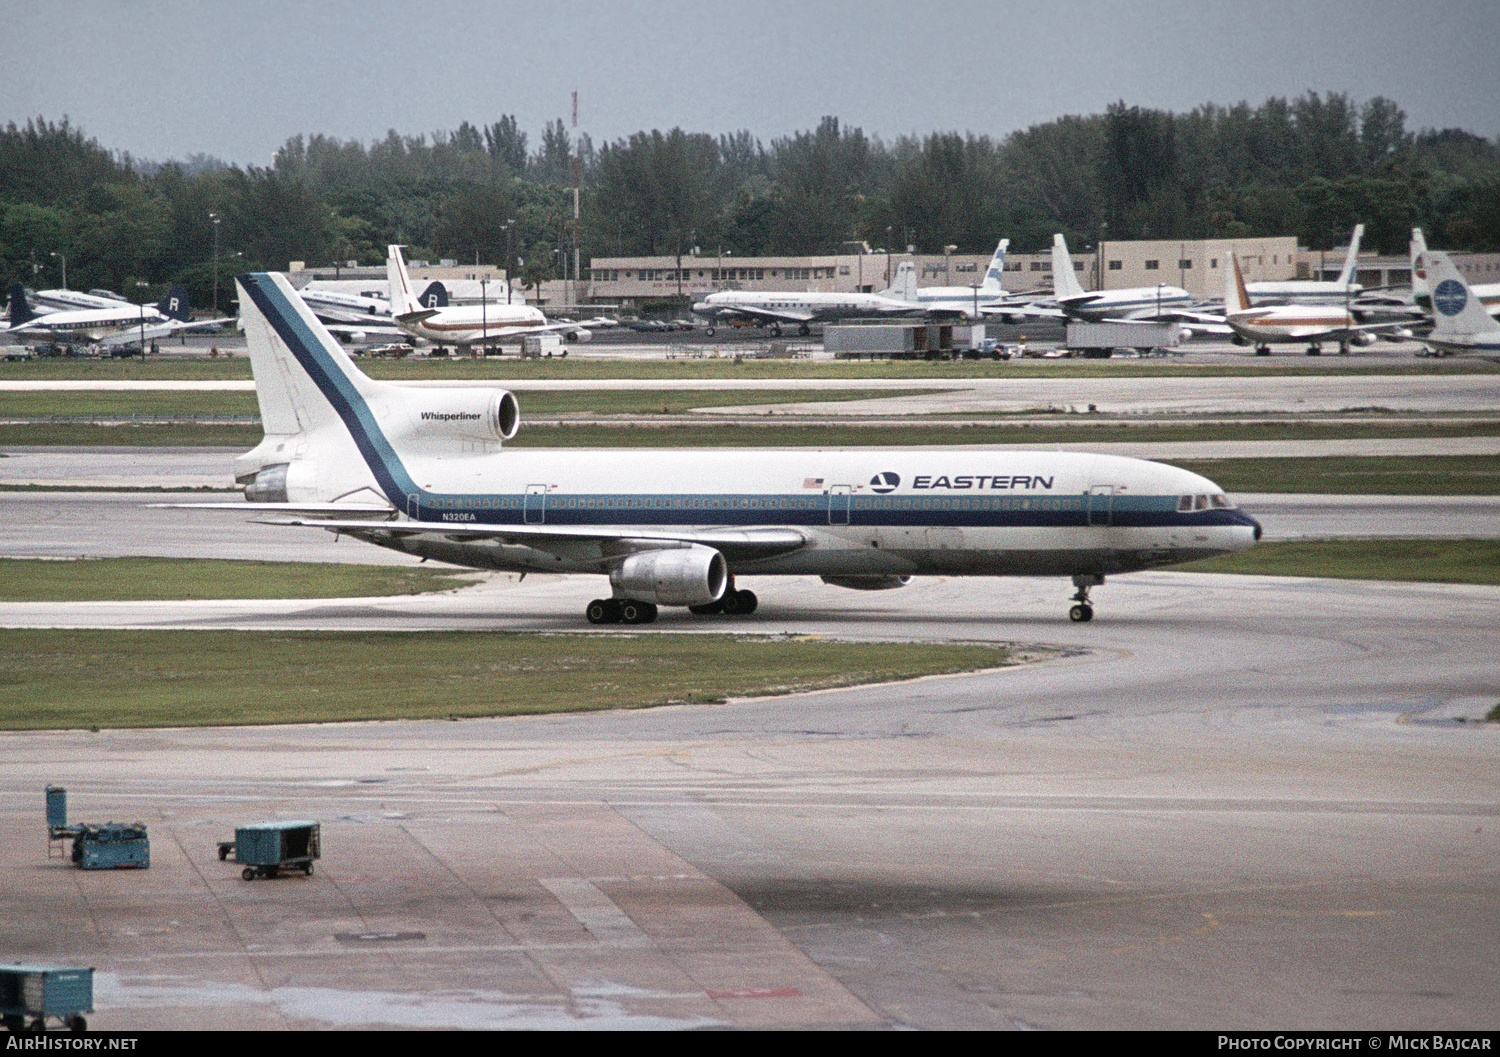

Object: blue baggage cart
[0,963,92,1033]
[218,821,320,879]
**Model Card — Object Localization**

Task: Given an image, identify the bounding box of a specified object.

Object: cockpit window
[1181,493,1235,511]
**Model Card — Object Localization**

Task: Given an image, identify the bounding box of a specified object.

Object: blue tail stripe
[238,273,421,507]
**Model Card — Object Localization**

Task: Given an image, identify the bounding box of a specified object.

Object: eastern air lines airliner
[190,271,1261,625]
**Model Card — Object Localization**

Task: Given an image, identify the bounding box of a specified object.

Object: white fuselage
[693,289,917,325]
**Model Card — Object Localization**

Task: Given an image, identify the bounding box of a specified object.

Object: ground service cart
[218,820,320,879]
[0,964,92,1033]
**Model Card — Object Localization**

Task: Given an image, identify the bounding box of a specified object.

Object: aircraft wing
[256,516,810,564]
[993,300,1067,320]
[97,316,235,347]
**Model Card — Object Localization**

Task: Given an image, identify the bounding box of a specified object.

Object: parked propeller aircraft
[692,263,921,337]
[166,270,1262,626]
[4,282,228,349]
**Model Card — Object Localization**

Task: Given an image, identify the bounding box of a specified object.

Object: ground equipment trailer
[219,820,321,879]
[1,964,92,1033]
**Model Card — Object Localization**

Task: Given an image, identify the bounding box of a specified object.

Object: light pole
[502,220,515,304]
[50,252,66,290]
[480,275,488,354]
[210,212,221,314]
[137,281,149,355]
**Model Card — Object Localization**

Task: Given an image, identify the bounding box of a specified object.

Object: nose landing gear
[1069,574,1103,622]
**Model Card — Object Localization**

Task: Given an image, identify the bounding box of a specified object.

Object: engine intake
[611,545,727,606]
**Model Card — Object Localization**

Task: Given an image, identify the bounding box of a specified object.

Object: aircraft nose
[1237,510,1263,541]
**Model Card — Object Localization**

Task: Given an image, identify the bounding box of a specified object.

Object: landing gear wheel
[586,598,622,624]
[1255,345,1270,356]
[619,600,658,624]
[705,326,716,336]
[242,866,256,881]
[798,323,811,337]
[719,588,758,616]
[1069,574,1103,622]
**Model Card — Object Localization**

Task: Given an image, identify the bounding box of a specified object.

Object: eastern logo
[1432,279,1468,317]
[870,472,900,493]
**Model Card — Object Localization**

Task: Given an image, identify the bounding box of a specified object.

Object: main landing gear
[586,598,658,625]
[584,580,759,625]
[1069,574,1103,622]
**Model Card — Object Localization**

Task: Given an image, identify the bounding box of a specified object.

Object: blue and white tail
[1424,252,1500,336]
[980,239,1010,294]
[235,271,519,507]
[157,284,192,322]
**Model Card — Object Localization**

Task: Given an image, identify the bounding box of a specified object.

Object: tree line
[3,93,1498,308]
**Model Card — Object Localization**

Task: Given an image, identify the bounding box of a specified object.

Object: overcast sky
[5,0,1498,167]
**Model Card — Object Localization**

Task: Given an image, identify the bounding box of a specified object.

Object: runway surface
[2,492,1498,1029]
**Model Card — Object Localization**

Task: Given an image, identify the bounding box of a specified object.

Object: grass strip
[0,558,480,601]
[1169,538,1500,584]
[1166,456,1500,494]
[0,629,1009,730]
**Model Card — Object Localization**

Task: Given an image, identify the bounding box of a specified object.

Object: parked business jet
[387,245,587,349]
[1222,252,1404,355]
[1245,225,1365,306]
[176,271,1261,625]
[692,263,921,337]
[5,283,228,348]
[1416,251,1500,357]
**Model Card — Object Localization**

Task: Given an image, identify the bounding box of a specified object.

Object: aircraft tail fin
[980,239,1010,294]
[1051,234,1087,301]
[1409,228,1429,301]
[880,261,917,302]
[1334,224,1365,288]
[157,284,192,322]
[417,280,449,309]
[387,245,420,316]
[1424,252,1497,335]
[6,282,36,325]
[237,271,386,439]
[1225,253,1252,313]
